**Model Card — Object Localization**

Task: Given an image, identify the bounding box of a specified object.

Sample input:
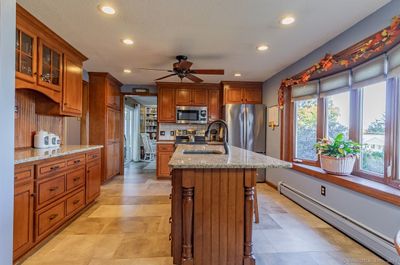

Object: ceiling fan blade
[177,60,193,70]
[137,68,174,72]
[185,74,203,83]
[190,69,224,75]
[155,73,178,81]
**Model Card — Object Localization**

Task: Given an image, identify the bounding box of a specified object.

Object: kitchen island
[169,144,291,265]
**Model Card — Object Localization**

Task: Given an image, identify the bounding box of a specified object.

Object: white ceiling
[17,0,389,85]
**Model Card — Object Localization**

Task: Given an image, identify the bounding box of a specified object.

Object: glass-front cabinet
[15,27,36,84]
[38,39,63,92]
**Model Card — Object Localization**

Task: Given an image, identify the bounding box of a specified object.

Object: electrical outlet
[160,131,165,136]
[321,185,326,196]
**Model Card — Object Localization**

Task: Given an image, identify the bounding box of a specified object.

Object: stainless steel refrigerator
[224,104,266,182]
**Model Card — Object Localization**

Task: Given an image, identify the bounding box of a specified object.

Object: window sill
[292,163,400,207]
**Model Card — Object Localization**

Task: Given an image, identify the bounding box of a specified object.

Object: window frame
[287,78,400,189]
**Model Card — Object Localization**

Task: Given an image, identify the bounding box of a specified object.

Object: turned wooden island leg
[182,170,195,265]
[244,169,256,265]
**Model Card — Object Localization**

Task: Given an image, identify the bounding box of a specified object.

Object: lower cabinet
[106,142,120,181]
[86,157,101,203]
[13,166,34,261]
[13,148,102,261]
[156,143,175,178]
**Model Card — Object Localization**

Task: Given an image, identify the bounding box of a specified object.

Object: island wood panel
[15,90,64,148]
[171,168,254,265]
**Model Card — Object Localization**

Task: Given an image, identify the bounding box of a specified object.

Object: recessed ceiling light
[234,73,242,77]
[123,69,131,73]
[281,16,295,25]
[257,45,269,51]
[122,38,134,45]
[98,5,116,15]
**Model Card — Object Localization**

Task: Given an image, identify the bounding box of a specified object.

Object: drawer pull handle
[73,199,80,205]
[49,186,59,192]
[169,234,172,241]
[169,217,172,224]
[91,155,98,159]
[73,160,81,164]
[48,214,58,221]
[169,194,172,200]
[50,165,60,171]
[73,177,80,182]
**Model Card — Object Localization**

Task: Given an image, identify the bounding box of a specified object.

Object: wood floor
[20,162,388,265]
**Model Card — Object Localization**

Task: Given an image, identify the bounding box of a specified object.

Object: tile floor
[21,163,389,265]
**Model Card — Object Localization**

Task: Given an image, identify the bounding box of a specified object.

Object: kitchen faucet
[205,119,230,154]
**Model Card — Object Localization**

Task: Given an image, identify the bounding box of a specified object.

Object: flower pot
[320,155,356,176]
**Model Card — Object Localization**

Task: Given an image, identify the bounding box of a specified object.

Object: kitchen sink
[183,150,224,155]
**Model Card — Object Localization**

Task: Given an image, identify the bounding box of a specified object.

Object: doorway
[124,95,157,170]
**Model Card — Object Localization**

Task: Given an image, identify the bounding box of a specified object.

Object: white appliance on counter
[34,130,61,149]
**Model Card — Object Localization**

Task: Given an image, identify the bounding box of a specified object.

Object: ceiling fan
[138,55,224,83]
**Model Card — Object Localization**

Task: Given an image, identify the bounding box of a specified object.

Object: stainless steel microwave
[176,106,208,124]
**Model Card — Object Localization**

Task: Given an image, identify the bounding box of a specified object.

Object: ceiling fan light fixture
[98,5,116,15]
[257,45,269,51]
[281,16,295,25]
[122,38,134,45]
[234,73,242,77]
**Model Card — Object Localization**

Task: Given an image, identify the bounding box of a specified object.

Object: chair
[141,133,155,161]
[395,230,400,255]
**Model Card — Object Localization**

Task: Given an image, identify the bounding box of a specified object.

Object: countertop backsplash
[158,123,207,141]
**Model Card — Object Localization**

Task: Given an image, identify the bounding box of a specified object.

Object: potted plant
[315,133,361,176]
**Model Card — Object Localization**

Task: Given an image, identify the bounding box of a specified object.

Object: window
[294,98,318,161]
[360,82,386,175]
[326,92,350,139]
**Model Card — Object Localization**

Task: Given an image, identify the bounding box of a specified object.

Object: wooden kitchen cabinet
[13,166,34,261]
[222,81,263,104]
[156,143,175,178]
[16,4,87,116]
[86,152,101,203]
[175,87,207,106]
[89,72,123,182]
[191,88,208,105]
[15,26,37,87]
[157,86,176,122]
[37,39,63,92]
[61,55,83,115]
[175,87,191,105]
[106,78,121,110]
[207,88,222,122]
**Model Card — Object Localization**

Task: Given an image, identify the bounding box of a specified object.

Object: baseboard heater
[277,182,399,264]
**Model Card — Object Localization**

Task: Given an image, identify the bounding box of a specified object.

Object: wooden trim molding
[292,163,400,207]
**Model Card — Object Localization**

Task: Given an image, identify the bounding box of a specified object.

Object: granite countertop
[169,144,292,169]
[157,141,175,144]
[15,145,103,165]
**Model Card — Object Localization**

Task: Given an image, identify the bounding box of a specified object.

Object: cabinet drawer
[66,189,85,216]
[66,168,85,191]
[37,160,66,178]
[15,165,34,183]
[66,155,85,169]
[86,149,101,162]
[37,201,65,237]
[158,144,174,152]
[37,174,66,208]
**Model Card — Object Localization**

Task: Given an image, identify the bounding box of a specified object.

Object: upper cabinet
[157,82,220,123]
[158,85,176,123]
[208,88,221,122]
[15,26,36,86]
[106,78,121,110]
[37,39,63,92]
[175,87,208,106]
[16,4,87,116]
[222,81,263,104]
